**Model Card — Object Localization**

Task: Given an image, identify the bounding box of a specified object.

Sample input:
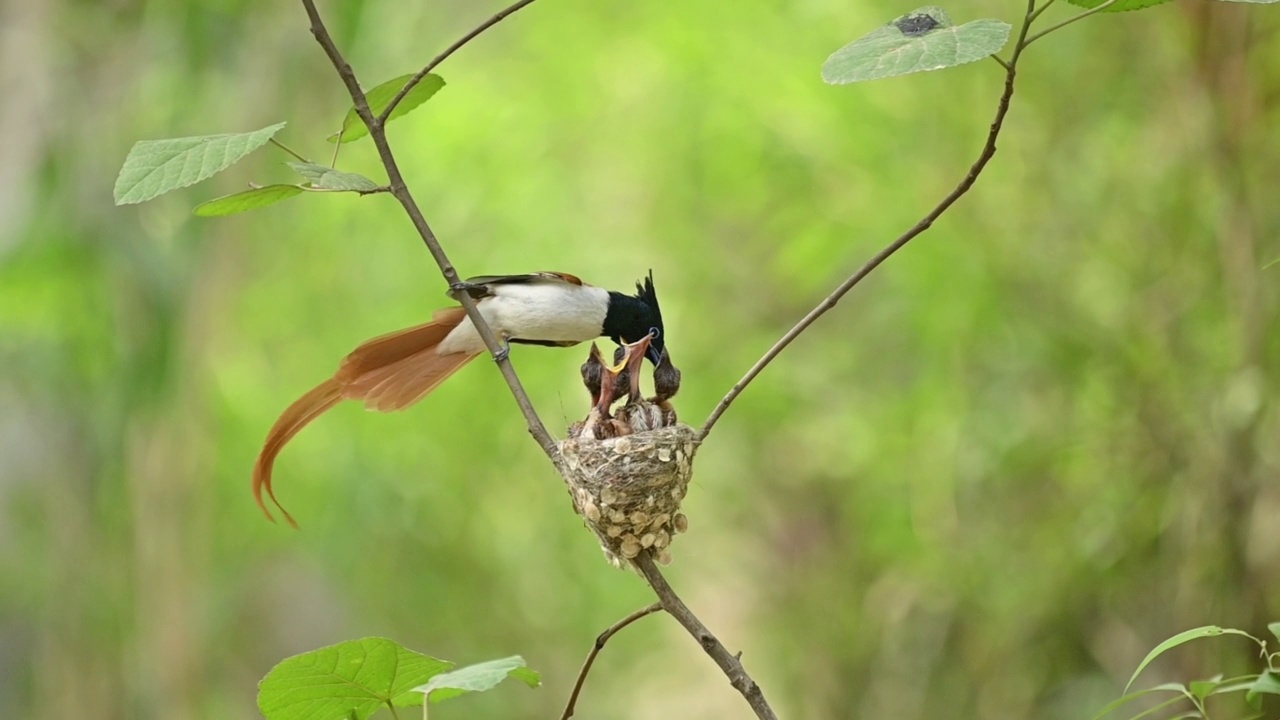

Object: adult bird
[254,271,667,526]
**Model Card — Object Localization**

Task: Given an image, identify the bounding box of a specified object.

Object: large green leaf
[1124,626,1256,693]
[822,7,1010,85]
[287,162,380,192]
[114,122,286,204]
[193,184,304,217]
[257,637,452,720]
[333,74,446,143]
[412,655,540,704]
[1246,672,1280,711]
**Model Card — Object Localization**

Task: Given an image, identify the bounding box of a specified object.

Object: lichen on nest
[560,416,697,567]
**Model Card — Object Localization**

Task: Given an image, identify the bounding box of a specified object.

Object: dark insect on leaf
[895,13,941,36]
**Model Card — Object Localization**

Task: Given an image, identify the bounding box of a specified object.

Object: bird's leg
[492,334,512,363]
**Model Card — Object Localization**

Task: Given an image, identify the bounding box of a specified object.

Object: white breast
[436,282,610,355]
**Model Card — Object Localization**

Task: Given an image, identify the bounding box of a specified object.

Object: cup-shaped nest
[559,406,697,568]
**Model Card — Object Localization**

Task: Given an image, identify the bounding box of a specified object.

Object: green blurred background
[2,0,1278,717]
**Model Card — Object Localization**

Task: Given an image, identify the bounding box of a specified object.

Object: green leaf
[1125,626,1255,693]
[412,655,540,704]
[114,122,287,205]
[286,162,380,192]
[1270,622,1280,642]
[1189,675,1222,702]
[1246,672,1280,710]
[257,637,453,720]
[822,7,1011,85]
[1091,683,1187,720]
[1065,0,1175,10]
[194,184,304,217]
[332,73,446,143]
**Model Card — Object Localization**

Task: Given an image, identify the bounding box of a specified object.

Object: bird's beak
[609,335,653,374]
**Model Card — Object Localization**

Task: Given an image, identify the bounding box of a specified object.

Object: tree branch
[560,602,663,720]
[697,2,1040,443]
[632,552,779,720]
[299,0,558,457]
[378,0,543,124]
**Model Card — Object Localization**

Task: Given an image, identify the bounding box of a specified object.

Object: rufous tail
[253,308,479,527]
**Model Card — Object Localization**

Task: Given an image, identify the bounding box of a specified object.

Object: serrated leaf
[1065,0,1175,10]
[114,122,286,205]
[286,162,380,192]
[1246,672,1280,710]
[332,74,445,143]
[257,637,453,720]
[822,7,1011,85]
[412,655,540,704]
[193,184,304,217]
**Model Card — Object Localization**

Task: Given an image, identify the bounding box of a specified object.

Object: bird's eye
[648,327,660,339]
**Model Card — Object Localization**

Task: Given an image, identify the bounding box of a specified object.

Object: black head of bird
[602,271,665,365]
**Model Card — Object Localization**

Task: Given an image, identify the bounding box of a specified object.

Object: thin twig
[560,603,663,720]
[632,552,779,720]
[697,0,1041,443]
[269,137,311,163]
[378,0,542,124]
[1028,0,1057,24]
[299,0,558,457]
[1024,0,1118,47]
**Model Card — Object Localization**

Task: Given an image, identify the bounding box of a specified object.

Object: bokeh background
[2,0,1279,718]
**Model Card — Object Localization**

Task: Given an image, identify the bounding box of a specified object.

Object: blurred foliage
[1,0,1278,719]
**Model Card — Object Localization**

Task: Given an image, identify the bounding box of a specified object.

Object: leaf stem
[269,137,311,163]
[329,130,343,168]
[378,0,543,124]
[1024,0,1119,47]
[1028,0,1058,24]
[299,0,558,456]
[388,701,403,720]
[560,603,662,720]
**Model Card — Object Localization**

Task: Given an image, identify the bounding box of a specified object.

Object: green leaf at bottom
[194,184,304,217]
[287,162,380,192]
[257,637,453,720]
[413,655,541,704]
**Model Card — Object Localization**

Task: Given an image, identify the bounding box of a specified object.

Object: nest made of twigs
[559,406,697,568]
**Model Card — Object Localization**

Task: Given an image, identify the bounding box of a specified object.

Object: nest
[559,404,698,568]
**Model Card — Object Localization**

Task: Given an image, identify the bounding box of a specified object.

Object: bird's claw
[448,281,489,300]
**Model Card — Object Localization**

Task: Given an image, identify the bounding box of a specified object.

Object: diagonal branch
[299,0,557,457]
[633,552,779,720]
[697,2,1040,443]
[560,602,663,720]
[378,0,543,124]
